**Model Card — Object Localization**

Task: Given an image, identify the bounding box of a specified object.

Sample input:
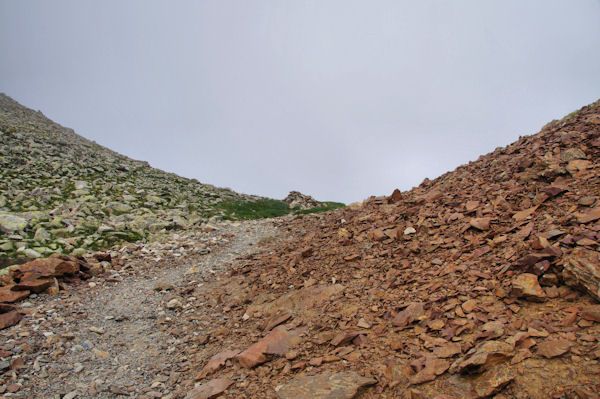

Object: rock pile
[0,94,263,260]
[175,101,600,397]
[283,191,323,210]
[0,254,107,330]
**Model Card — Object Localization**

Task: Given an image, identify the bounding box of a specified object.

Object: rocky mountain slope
[165,101,600,398]
[0,94,266,260]
[1,97,599,399]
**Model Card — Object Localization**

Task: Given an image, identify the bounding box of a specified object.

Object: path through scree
[1,218,279,399]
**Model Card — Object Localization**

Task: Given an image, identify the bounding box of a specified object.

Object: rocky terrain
[1,96,600,399]
[0,93,267,260]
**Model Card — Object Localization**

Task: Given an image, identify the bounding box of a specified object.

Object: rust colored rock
[247,284,343,317]
[469,218,491,231]
[300,247,313,258]
[449,365,515,398]
[409,357,450,385]
[0,310,22,330]
[0,287,30,303]
[389,188,403,203]
[196,350,239,379]
[371,229,386,241]
[575,206,600,224]
[512,205,539,221]
[581,305,600,322]
[264,310,292,331]
[471,366,515,398]
[511,273,546,302]
[11,277,55,293]
[537,339,571,358]
[564,248,600,300]
[450,340,513,375]
[433,343,462,358]
[236,326,301,368]
[14,257,79,279]
[392,302,426,327]
[330,331,360,347]
[275,372,376,399]
[185,378,233,399]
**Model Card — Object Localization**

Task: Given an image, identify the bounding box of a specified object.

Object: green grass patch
[217,199,292,220]
[294,201,345,215]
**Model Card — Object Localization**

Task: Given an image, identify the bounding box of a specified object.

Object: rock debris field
[1,219,279,398]
[1,96,600,399]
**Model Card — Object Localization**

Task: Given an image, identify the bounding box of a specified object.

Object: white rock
[403,227,417,235]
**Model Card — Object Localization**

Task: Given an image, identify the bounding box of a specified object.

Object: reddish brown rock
[450,340,513,375]
[236,326,301,368]
[564,249,600,300]
[581,305,600,322]
[537,339,571,358]
[0,310,22,330]
[511,273,546,302]
[264,310,293,331]
[433,343,462,358]
[196,350,239,379]
[0,287,30,303]
[13,256,79,279]
[575,206,600,224]
[392,302,426,326]
[11,277,55,293]
[409,357,450,385]
[469,218,491,231]
[450,365,515,398]
[331,331,360,347]
[275,372,376,399]
[512,205,539,221]
[185,378,233,399]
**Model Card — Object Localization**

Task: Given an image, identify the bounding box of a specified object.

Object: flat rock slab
[236,326,302,368]
[276,372,376,399]
[185,378,233,399]
[0,310,22,330]
[0,287,30,303]
[564,249,600,301]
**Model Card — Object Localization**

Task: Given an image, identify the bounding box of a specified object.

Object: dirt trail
[1,218,279,398]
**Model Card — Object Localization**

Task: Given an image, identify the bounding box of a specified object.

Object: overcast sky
[1,1,600,203]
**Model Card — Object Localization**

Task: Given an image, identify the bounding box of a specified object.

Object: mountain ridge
[0,93,269,260]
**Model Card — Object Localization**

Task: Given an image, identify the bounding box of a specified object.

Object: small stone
[0,213,28,233]
[469,218,491,231]
[236,326,302,368]
[392,302,426,326]
[330,331,360,347]
[203,224,218,233]
[196,350,239,379]
[89,327,105,334]
[0,311,23,330]
[93,348,110,359]
[357,318,371,329]
[511,273,546,302]
[404,227,417,235]
[167,299,182,309]
[276,372,376,399]
[581,305,600,322]
[537,339,571,358]
[185,378,232,399]
[154,280,175,291]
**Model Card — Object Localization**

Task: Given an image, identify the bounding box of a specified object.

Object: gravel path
[0,218,279,398]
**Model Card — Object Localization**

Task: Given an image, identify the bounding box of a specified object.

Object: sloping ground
[0,94,265,260]
[173,101,600,398]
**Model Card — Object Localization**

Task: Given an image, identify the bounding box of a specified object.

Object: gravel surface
[0,218,279,398]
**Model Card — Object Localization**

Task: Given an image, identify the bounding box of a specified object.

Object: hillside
[0,94,270,260]
[1,99,599,399]
[167,100,600,398]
